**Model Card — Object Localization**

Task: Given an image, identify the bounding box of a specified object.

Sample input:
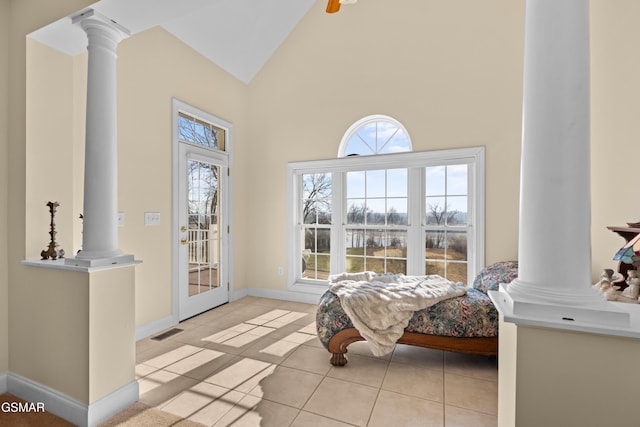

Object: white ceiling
[28,0,316,84]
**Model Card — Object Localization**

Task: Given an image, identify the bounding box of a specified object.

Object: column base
[491,283,630,330]
[65,253,135,268]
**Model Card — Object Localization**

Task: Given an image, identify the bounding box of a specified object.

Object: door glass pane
[188,160,220,296]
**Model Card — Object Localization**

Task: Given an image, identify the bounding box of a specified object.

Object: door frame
[171,98,234,322]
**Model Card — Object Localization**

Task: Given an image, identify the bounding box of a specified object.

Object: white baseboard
[87,380,139,427]
[136,314,177,341]
[0,373,7,393]
[230,287,248,301]
[245,287,322,305]
[7,372,138,427]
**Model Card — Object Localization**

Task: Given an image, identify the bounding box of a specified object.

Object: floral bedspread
[316,261,518,350]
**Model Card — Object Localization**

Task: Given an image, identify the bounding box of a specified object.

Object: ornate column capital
[72,9,130,48]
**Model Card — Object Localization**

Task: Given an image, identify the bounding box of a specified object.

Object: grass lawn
[303,247,468,284]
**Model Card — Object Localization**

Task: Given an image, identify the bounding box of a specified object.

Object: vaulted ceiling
[28,0,317,84]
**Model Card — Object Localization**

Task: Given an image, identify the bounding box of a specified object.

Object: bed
[316,261,518,366]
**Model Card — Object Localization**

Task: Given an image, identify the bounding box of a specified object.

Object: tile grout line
[364,346,394,427]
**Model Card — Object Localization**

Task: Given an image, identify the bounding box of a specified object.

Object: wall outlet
[144,212,161,226]
[277,266,284,276]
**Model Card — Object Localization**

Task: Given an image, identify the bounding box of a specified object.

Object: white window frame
[287,146,485,295]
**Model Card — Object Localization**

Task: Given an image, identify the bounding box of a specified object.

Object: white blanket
[329,272,467,357]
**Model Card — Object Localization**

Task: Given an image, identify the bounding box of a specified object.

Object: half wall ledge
[22,257,141,273]
[489,284,640,339]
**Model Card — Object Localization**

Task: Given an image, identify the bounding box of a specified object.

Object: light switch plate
[144,212,160,226]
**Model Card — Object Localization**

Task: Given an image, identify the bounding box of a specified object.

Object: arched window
[287,117,484,291]
[338,115,412,157]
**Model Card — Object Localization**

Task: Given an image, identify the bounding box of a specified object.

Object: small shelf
[607,226,640,242]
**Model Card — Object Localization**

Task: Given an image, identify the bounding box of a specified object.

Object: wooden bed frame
[328,327,498,366]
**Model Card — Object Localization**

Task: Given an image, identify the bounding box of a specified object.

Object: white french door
[177,142,229,320]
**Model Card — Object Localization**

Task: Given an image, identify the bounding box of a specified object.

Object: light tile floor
[134,296,498,427]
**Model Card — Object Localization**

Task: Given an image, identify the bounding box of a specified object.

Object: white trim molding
[246,287,322,305]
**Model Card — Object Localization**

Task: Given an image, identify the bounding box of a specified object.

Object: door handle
[181,239,188,245]
[180,226,187,232]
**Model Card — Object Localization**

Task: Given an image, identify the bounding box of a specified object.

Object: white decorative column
[491,0,628,328]
[68,9,133,267]
[15,9,139,426]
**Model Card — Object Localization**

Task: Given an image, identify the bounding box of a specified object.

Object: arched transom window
[339,115,412,157]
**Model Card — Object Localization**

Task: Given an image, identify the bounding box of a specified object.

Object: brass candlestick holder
[41,201,63,260]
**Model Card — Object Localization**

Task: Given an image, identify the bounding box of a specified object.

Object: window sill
[288,280,329,295]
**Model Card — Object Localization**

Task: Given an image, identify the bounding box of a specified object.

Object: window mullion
[406,167,424,275]
[331,171,345,276]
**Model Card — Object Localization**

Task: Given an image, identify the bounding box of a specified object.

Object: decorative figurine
[601,279,621,301]
[40,201,63,260]
[621,270,640,300]
[593,269,624,293]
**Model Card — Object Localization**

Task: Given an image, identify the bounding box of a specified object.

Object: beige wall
[245,0,525,291]
[115,26,249,325]
[6,0,96,389]
[590,0,640,280]
[24,25,250,327]
[88,267,135,403]
[25,39,76,258]
[9,265,135,405]
[9,268,90,402]
[499,324,640,427]
[1,0,10,378]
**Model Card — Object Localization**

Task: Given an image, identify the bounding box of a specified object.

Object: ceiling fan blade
[326,0,341,13]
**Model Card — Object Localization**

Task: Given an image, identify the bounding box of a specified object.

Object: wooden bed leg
[330,352,348,366]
